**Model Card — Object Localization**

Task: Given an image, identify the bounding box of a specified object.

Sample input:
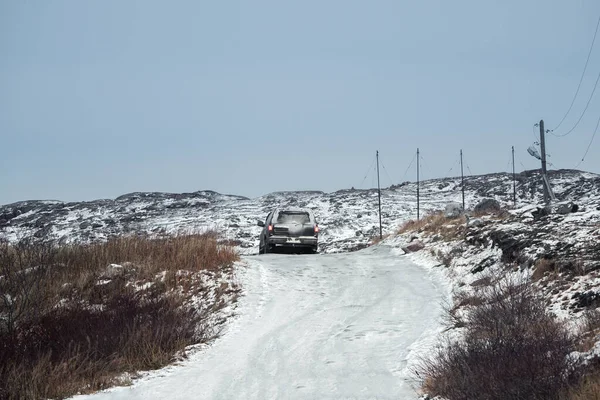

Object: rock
[467,217,484,227]
[402,240,424,253]
[104,263,125,278]
[532,206,551,220]
[555,202,579,215]
[79,222,91,229]
[571,290,600,309]
[474,198,501,215]
[445,202,463,218]
[471,277,491,287]
[0,208,22,224]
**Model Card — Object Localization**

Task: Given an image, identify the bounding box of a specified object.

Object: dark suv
[257,208,319,254]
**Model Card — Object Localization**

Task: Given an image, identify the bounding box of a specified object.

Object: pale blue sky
[2,1,600,204]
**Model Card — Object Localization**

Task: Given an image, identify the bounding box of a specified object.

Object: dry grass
[561,310,600,399]
[576,309,600,353]
[562,372,600,400]
[471,208,511,219]
[532,257,558,281]
[397,212,466,242]
[397,212,448,234]
[370,233,390,245]
[0,233,239,400]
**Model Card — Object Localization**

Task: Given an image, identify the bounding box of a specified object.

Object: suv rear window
[276,212,310,224]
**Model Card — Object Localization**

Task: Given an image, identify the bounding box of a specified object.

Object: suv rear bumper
[267,235,318,247]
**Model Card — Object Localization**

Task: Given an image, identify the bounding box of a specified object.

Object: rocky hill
[1,169,598,256]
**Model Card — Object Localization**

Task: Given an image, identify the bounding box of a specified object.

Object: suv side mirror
[257,220,265,227]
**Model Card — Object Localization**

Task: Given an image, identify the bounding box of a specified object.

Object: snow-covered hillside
[1,169,598,255]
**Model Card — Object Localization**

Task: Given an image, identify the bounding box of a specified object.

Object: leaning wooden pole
[540,119,550,204]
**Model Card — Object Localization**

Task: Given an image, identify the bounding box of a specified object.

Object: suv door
[259,212,272,253]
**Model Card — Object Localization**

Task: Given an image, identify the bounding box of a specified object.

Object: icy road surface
[78,246,447,400]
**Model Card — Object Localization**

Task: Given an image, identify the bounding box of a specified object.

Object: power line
[575,112,600,168]
[445,159,459,177]
[419,156,433,181]
[358,156,376,188]
[553,14,600,131]
[520,161,527,171]
[400,152,417,182]
[505,151,513,173]
[532,124,539,142]
[378,155,395,187]
[550,62,600,137]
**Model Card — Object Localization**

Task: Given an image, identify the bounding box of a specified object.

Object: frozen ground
[73,246,449,400]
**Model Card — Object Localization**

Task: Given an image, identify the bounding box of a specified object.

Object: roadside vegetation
[397,211,467,242]
[0,233,239,400]
[417,277,580,400]
[401,207,600,399]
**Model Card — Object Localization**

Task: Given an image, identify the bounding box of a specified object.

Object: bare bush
[578,309,600,352]
[418,277,578,400]
[0,241,58,334]
[0,233,239,400]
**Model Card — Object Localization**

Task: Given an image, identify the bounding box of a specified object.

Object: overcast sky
[2,0,600,204]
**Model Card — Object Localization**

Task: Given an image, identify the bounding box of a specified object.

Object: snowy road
[79,246,447,400]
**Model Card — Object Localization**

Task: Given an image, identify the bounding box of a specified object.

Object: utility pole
[512,146,516,206]
[539,119,550,204]
[460,149,465,210]
[376,150,382,239]
[416,148,420,221]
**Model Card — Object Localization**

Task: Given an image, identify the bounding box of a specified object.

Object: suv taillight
[268,225,273,235]
[314,225,319,234]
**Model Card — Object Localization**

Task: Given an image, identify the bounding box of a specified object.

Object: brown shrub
[532,257,558,281]
[417,277,578,400]
[0,233,239,400]
[561,370,600,400]
[576,309,600,353]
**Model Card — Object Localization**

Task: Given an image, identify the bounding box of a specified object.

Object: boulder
[445,202,463,218]
[402,240,424,253]
[532,206,551,220]
[555,202,579,215]
[474,198,501,215]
